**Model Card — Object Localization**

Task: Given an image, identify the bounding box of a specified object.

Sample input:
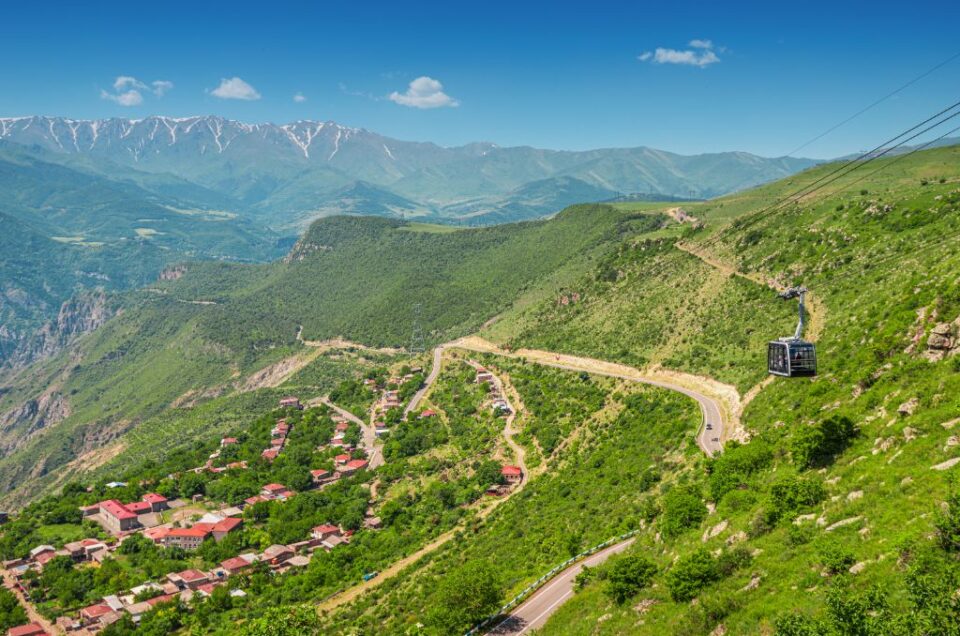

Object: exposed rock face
[897,398,919,417]
[924,318,960,361]
[0,387,70,455]
[2,290,112,371]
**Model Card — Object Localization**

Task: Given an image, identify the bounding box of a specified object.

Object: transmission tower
[410,303,425,353]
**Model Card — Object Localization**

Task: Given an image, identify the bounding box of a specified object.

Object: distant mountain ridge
[0,115,819,228]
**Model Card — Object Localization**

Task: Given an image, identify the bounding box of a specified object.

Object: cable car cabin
[767,339,817,377]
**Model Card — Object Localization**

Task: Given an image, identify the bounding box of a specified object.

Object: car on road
[362,571,378,582]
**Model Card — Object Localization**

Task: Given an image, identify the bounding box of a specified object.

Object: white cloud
[638,39,721,68]
[211,77,261,101]
[389,76,459,109]
[293,92,307,103]
[151,80,174,96]
[100,88,144,106]
[101,76,173,106]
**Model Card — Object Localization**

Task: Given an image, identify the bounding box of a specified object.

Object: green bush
[768,476,826,522]
[604,555,658,604]
[817,539,856,575]
[790,415,857,469]
[935,490,960,552]
[660,486,708,538]
[666,548,722,602]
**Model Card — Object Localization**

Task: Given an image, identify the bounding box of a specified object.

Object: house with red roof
[167,568,210,590]
[243,495,268,507]
[501,465,523,483]
[162,527,211,551]
[98,500,139,533]
[220,437,238,447]
[211,517,243,541]
[262,544,294,565]
[142,493,169,511]
[335,422,349,432]
[79,603,114,624]
[261,483,287,498]
[339,459,368,476]
[6,622,48,636]
[334,454,350,466]
[261,448,279,461]
[220,555,255,575]
[419,409,437,418]
[310,468,333,485]
[311,524,340,541]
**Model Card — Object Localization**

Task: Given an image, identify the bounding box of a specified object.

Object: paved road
[403,345,445,416]
[487,538,636,635]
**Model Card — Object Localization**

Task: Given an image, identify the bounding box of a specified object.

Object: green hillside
[0,205,663,506]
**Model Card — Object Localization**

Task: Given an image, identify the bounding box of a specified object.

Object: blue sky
[2,0,958,158]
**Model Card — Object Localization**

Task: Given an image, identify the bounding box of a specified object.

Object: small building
[211,517,243,541]
[419,409,437,419]
[262,544,294,565]
[243,495,268,507]
[310,469,333,485]
[143,527,171,543]
[79,603,114,624]
[364,516,382,530]
[261,483,287,498]
[168,569,210,590]
[334,454,350,466]
[261,449,279,462]
[220,437,238,447]
[28,545,55,561]
[142,493,169,512]
[99,500,139,533]
[501,465,523,483]
[7,622,48,636]
[339,459,368,476]
[311,524,340,541]
[335,422,349,432]
[220,555,255,576]
[279,396,302,409]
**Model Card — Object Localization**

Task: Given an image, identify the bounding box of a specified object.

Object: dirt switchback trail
[317,348,529,614]
[451,337,738,456]
[675,241,826,343]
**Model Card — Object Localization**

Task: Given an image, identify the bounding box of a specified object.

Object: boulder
[898,398,919,416]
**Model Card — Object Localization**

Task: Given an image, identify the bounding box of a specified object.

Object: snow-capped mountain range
[0,114,817,227]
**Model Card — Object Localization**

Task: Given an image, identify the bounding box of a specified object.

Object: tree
[665,549,721,602]
[426,561,502,634]
[605,555,657,604]
[791,416,857,469]
[0,588,27,632]
[660,486,707,538]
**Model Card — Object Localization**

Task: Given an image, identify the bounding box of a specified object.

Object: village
[1,359,525,635]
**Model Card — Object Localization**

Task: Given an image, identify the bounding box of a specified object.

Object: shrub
[660,486,708,538]
[774,613,830,635]
[818,539,856,575]
[717,546,753,577]
[791,416,857,469]
[768,476,826,522]
[425,561,502,634]
[604,555,658,604]
[708,440,773,501]
[666,548,721,602]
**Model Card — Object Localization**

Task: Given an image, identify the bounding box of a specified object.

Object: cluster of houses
[261,417,291,462]
[3,537,112,582]
[368,367,423,435]
[52,523,354,633]
[142,512,243,551]
[475,366,512,415]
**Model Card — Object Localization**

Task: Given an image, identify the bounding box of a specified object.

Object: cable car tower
[767,287,817,377]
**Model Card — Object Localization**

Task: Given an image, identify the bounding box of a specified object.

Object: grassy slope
[523,145,960,633]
